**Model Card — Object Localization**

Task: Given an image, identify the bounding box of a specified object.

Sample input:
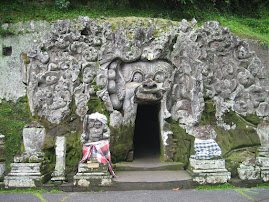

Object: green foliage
[55,0,70,10]
[0,97,31,169]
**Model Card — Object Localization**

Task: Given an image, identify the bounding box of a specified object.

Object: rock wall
[0,17,268,175]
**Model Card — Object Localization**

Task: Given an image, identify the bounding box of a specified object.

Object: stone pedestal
[73,163,112,187]
[51,136,66,182]
[257,147,269,182]
[4,162,49,187]
[237,147,269,182]
[189,159,231,184]
[4,122,50,187]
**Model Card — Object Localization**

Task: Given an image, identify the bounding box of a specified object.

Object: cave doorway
[133,103,161,160]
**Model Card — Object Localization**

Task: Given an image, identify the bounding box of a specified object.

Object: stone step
[115,161,185,171]
[114,170,192,183]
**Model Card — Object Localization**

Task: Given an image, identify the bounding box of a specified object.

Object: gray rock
[23,122,46,154]
[51,136,66,181]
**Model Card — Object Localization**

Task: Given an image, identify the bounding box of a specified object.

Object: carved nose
[143,79,157,89]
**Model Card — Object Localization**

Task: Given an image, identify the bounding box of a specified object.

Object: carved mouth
[135,86,163,102]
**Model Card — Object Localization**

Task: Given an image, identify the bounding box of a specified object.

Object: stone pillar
[0,134,6,183]
[51,136,66,182]
[256,120,269,182]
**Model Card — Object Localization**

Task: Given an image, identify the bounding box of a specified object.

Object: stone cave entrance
[133,103,161,160]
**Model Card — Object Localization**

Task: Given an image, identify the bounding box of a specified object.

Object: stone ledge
[190,159,225,170]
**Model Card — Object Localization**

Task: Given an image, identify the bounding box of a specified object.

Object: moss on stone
[241,114,262,127]
[200,100,217,125]
[65,132,82,174]
[199,98,261,175]
[110,122,135,163]
[87,94,110,123]
[224,146,257,177]
[0,97,31,169]
[164,118,195,168]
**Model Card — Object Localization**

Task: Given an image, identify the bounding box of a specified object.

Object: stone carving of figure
[80,112,116,177]
[80,112,110,144]
[80,112,110,161]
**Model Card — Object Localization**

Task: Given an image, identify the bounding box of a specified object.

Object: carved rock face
[25,17,268,127]
[123,61,172,103]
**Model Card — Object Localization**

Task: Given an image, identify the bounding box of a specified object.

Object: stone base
[4,175,44,187]
[190,159,225,170]
[51,176,66,181]
[78,162,108,173]
[4,163,49,188]
[73,163,112,187]
[73,173,112,187]
[257,147,269,157]
[237,166,261,180]
[189,159,231,184]
[261,168,269,182]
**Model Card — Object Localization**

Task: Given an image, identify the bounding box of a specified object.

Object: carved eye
[154,72,165,83]
[132,72,143,82]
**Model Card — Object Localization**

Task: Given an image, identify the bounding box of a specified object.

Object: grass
[0,2,268,46]
[196,183,237,190]
[195,183,269,190]
[0,188,64,193]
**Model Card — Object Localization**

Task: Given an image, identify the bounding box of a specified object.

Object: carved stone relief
[25,17,267,130]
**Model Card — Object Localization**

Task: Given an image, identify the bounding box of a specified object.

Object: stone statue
[80,112,110,162]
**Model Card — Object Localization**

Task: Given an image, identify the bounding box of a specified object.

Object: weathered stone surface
[190,159,225,170]
[257,120,269,147]
[189,158,231,184]
[0,21,51,102]
[1,17,269,183]
[0,163,5,178]
[23,122,46,154]
[51,136,66,181]
[4,163,48,187]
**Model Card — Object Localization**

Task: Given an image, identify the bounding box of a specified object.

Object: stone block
[261,170,269,182]
[73,172,112,187]
[189,158,231,184]
[237,166,261,180]
[4,162,49,187]
[190,159,225,170]
[0,163,5,178]
[192,170,231,184]
[4,175,42,188]
[78,163,108,173]
[257,147,269,157]
[256,157,269,167]
[23,122,46,154]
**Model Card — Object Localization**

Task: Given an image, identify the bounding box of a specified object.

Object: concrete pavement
[1,188,268,202]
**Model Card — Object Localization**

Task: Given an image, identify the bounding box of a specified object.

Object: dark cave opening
[133,103,161,159]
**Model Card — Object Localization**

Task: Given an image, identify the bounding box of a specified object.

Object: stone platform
[73,163,112,187]
[4,163,49,188]
[189,159,231,184]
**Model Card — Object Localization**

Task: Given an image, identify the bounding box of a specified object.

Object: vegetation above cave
[0,0,268,45]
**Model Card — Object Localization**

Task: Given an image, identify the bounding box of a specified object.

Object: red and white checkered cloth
[80,140,117,177]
